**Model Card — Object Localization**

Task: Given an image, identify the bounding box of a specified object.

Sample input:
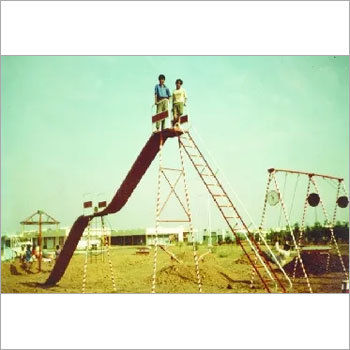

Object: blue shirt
[155,84,171,98]
[25,250,31,262]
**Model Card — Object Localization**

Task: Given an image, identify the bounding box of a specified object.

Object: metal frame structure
[151,132,202,293]
[20,210,59,272]
[178,132,288,293]
[150,106,290,293]
[81,201,116,293]
[259,168,349,293]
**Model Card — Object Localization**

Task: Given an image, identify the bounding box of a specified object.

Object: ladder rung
[157,219,190,222]
[213,194,226,197]
[219,205,232,208]
[194,164,206,167]
[248,254,264,269]
[162,167,182,172]
[183,145,194,148]
[207,183,219,186]
[189,154,200,157]
[202,174,214,177]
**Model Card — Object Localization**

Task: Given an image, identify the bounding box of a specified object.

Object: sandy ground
[1,243,349,293]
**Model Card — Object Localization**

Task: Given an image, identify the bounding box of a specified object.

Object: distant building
[110,229,145,246]
[109,226,201,246]
[146,226,184,245]
[77,226,112,250]
[22,228,67,250]
[201,227,250,244]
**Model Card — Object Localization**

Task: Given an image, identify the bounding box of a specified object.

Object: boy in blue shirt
[25,245,32,262]
[154,74,171,131]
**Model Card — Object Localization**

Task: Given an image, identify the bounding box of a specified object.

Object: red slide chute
[45,129,180,286]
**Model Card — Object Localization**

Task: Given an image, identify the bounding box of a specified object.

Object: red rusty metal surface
[45,128,181,286]
[45,215,90,285]
[180,115,188,124]
[98,201,107,208]
[83,201,93,208]
[152,110,168,123]
[268,168,344,181]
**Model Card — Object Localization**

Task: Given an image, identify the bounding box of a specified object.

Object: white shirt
[172,87,187,104]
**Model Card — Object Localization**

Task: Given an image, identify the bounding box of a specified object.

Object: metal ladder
[178,131,287,293]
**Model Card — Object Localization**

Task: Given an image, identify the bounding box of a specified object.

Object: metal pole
[207,193,212,247]
[270,168,343,181]
[38,211,42,272]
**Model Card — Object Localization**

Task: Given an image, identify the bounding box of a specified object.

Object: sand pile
[153,250,256,293]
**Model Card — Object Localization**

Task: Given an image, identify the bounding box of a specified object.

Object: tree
[225,236,233,244]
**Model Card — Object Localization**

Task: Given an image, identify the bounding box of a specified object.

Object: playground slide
[45,129,180,286]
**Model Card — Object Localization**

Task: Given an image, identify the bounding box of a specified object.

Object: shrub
[225,236,233,244]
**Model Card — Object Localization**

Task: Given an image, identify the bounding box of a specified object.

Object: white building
[146,226,184,245]
[76,226,112,250]
[145,226,201,245]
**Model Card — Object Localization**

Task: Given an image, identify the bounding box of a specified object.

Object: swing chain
[310,178,348,279]
[272,173,313,293]
[258,173,273,230]
[250,172,273,288]
[292,176,312,280]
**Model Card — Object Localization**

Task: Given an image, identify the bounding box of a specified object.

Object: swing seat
[301,245,331,254]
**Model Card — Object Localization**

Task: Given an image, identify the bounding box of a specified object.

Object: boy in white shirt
[172,79,187,129]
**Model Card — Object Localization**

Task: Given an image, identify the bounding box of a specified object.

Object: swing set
[258,168,349,293]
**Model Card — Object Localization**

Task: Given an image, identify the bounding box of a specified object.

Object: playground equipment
[82,212,117,294]
[81,201,116,293]
[151,111,202,293]
[45,129,182,286]
[151,109,291,293]
[21,210,59,272]
[82,199,110,262]
[178,132,290,292]
[256,168,349,293]
[45,110,291,292]
[46,106,291,292]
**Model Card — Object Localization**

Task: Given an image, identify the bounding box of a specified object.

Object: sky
[1,56,349,234]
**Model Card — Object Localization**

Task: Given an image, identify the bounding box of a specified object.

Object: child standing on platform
[172,79,187,129]
[154,74,171,131]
